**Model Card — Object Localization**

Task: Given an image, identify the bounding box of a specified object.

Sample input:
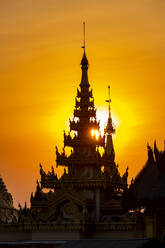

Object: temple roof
[130,143,165,201]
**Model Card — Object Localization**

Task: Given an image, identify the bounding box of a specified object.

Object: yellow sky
[0,0,165,207]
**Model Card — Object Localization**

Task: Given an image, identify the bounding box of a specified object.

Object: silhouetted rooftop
[130,143,165,202]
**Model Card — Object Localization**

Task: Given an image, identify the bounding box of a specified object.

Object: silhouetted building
[0,176,17,224]
[0,29,164,244]
[127,141,165,240]
[29,48,133,239]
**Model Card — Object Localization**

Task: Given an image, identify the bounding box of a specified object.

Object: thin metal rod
[108,85,110,102]
[108,85,111,118]
[83,22,85,51]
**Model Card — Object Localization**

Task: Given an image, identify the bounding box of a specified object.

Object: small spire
[147,143,154,162]
[24,201,27,210]
[79,22,90,88]
[80,22,89,87]
[154,140,158,151]
[154,140,160,162]
[81,22,86,52]
[106,85,111,119]
[105,85,115,135]
[81,22,88,66]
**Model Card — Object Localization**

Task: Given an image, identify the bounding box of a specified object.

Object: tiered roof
[55,50,105,167]
[37,49,128,192]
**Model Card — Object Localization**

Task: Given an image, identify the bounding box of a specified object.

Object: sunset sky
[0,0,165,207]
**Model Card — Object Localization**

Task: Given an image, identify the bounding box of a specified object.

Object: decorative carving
[63,201,80,219]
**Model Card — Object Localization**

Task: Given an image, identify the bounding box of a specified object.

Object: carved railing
[75,99,94,109]
[74,109,96,118]
[64,133,79,147]
[77,88,93,98]
[69,120,80,131]
[69,119,100,132]
[64,132,105,147]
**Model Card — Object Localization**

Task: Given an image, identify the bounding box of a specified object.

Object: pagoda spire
[56,23,105,167]
[105,85,115,135]
[81,21,86,53]
[104,85,115,160]
[80,22,89,87]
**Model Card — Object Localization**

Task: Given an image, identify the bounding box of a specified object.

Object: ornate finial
[36,180,39,187]
[30,192,33,202]
[106,85,111,119]
[80,21,89,83]
[24,202,27,210]
[147,143,154,162]
[154,140,160,162]
[105,85,115,135]
[51,166,55,175]
[81,22,85,52]
[39,163,43,175]
[18,203,22,210]
[154,140,158,152]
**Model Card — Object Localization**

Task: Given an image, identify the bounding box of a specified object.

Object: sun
[91,129,100,140]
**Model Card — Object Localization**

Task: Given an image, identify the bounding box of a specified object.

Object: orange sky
[0,0,165,207]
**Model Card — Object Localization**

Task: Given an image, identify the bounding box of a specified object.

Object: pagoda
[30,28,129,231]
[0,175,17,224]
[1,25,165,242]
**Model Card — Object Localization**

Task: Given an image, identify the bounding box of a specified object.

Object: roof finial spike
[104,85,115,135]
[106,85,111,118]
[108,85,110,118]
[83,21,85,51]
[82,22,86,52]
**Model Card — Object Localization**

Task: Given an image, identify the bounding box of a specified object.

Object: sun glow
[96,107,120,137]
[91,129,100,140]
[95,101,139,160]
[56,101,137,159]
